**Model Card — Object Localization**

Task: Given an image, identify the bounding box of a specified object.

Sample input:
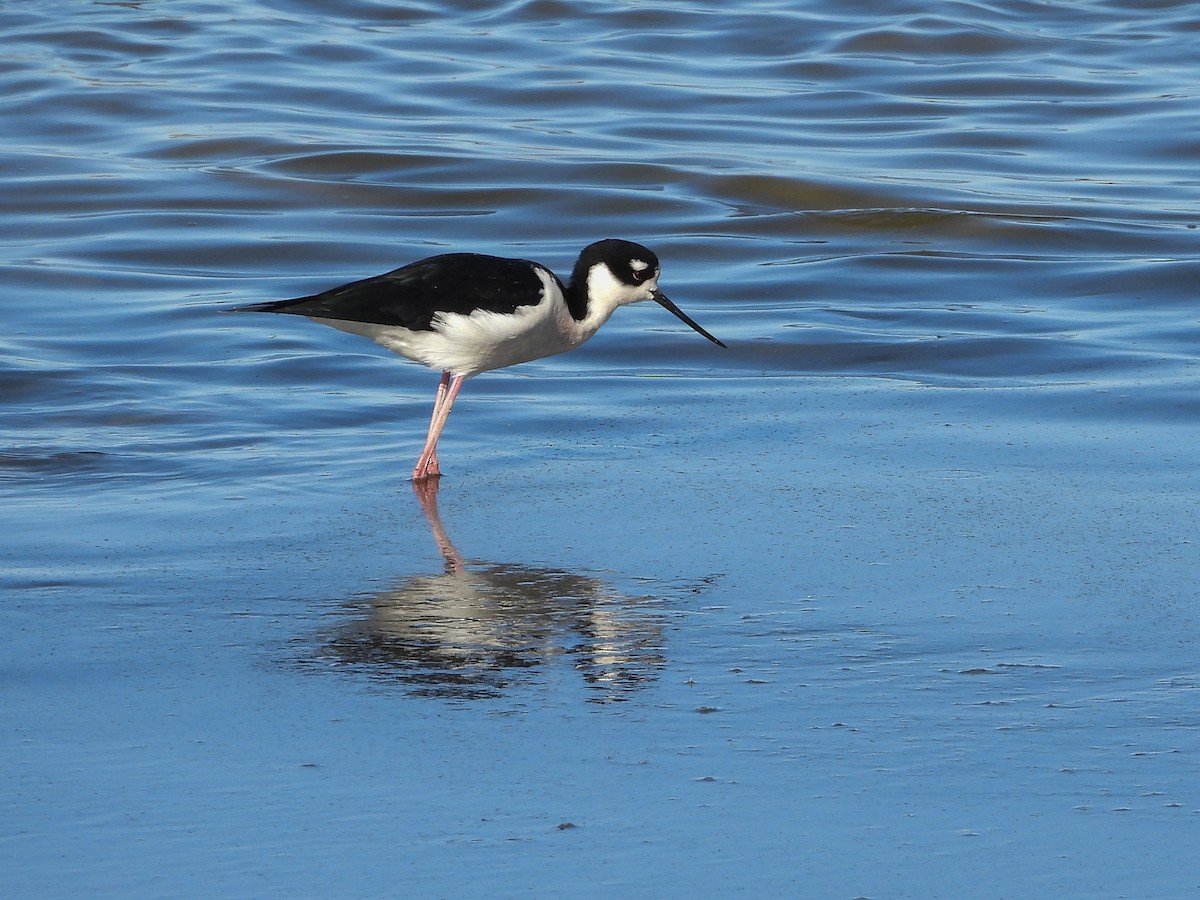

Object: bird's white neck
[564,261,658,343]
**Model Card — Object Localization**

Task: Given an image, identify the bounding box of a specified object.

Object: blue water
[3,1,1199,896]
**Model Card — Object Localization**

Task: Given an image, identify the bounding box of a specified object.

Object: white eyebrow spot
[630,259,650,273]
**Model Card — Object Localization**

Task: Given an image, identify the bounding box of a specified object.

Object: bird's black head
[572,238,660,289]
[569,239,726,348]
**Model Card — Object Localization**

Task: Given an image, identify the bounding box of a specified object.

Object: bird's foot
[412,456,442,482]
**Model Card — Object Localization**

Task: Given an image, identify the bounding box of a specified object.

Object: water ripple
[2,0,1198,485]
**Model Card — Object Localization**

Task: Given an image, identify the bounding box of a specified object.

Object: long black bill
[653,291,727,348]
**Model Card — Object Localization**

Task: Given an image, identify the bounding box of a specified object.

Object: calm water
[4,1,1199,896]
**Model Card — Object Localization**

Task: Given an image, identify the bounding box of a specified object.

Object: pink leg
[412,371,466,481]
[424,371,451,475]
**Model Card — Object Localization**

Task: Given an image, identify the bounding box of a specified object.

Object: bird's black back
[237,253,560,332]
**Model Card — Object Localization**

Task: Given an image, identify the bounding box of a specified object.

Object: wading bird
[233,239,725,481]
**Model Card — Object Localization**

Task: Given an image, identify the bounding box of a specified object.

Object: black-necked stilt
[233,238,725,481]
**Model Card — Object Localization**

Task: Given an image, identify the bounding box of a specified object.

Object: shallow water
[3,1,1199,896]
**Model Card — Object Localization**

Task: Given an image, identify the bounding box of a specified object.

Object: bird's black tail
[222,297,313,315]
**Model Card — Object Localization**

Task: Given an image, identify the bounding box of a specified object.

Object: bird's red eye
[630,261,653,282]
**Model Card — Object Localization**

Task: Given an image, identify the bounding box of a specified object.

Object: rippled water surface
[4,1,1199,896]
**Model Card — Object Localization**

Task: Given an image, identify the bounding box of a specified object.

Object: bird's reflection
[310,479,668,702]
